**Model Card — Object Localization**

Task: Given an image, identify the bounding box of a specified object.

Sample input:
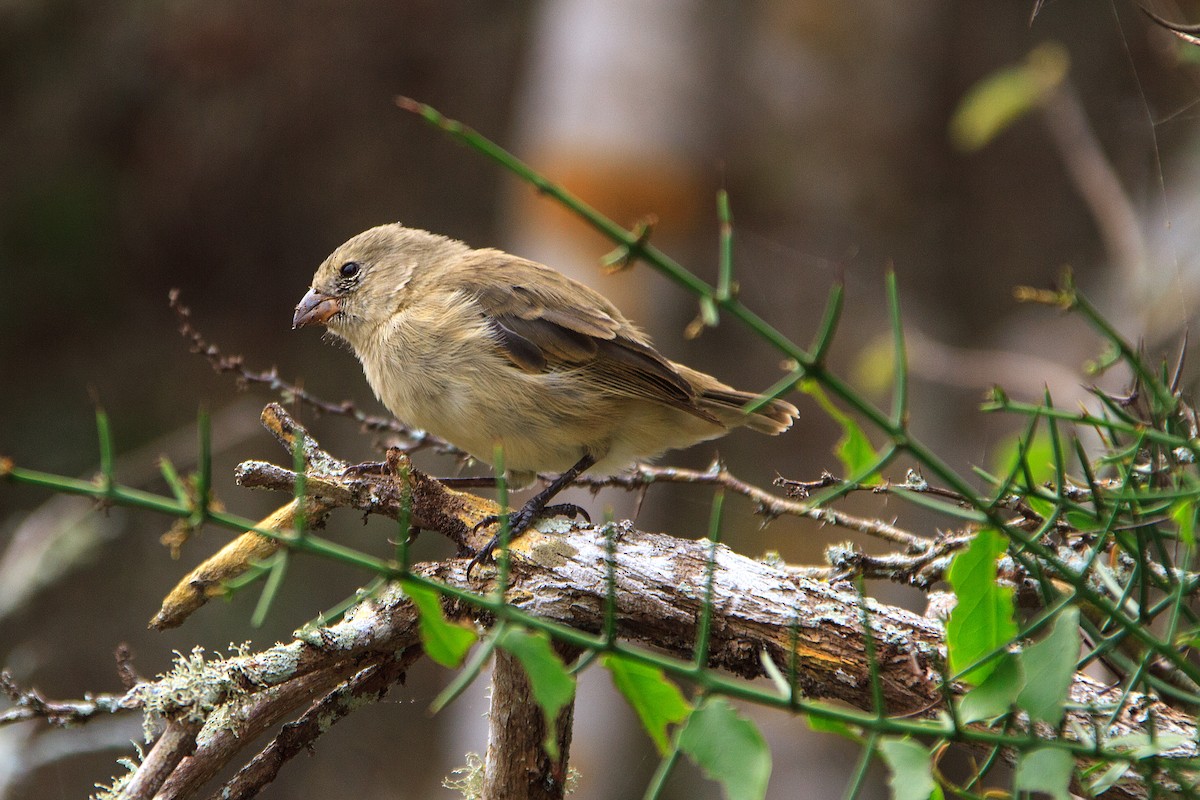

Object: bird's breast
[356,297,487,420]
[349,295,591,472]
[351,292,744,485]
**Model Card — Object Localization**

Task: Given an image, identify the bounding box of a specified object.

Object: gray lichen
[132,642,253,741]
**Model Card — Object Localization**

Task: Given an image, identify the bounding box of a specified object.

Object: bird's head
[292,223,467,347]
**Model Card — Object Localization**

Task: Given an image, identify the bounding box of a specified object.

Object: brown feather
[302,223,800,478]
[456,251,718,424]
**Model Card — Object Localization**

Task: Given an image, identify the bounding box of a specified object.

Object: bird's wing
[455,251,716,422]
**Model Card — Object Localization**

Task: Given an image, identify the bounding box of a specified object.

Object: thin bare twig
[570,461,927,548]
[819,536,972,591]
[774,469,971,505]
[167,289,458,454]
[0,671,134,728]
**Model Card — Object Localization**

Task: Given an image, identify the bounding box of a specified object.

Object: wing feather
[455,250,717,423]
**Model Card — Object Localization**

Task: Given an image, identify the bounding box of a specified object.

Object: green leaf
[1064,510,1103,533]
[877,738,942,800]
[1106,732,1191,759]
[1172,500,1196,547]
[806,713,861,742]
[957,653,1021,723]
[837,422,876,479]
[677,697,771,800]
[950,42,1069,151]
[602,653,692,755]
[946,529,1017,685]
[497,627,576,758]
[1176,626,1200,649]
[800,381,878,478]
[1013,746,1073,800]
[1088,760,1130,795]
[403,580,477,668]
[1017,607,1080,725]
[991,430,1056,488]
[1026,495,1056,523]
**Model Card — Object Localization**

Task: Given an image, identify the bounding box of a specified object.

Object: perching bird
[293,224,798,567]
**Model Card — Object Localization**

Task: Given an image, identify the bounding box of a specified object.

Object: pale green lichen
[443,751,485,798]
[89,741,143,800]
[758,550,785,568]
[529,534,579,567]
[244,645,304,685]
[442,752,579,797]
[133,642,253,741]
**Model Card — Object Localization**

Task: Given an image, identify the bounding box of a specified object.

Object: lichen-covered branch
[0,671,134,728]
[100,403,1193,798]
[209,654,413,800]
[116,514,1196,798]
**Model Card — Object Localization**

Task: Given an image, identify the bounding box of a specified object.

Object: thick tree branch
[204,654,416,800]
[484,644,578,800]
[127,517,1196,798]
[126,404,1196,798]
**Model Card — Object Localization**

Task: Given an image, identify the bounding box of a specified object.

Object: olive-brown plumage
[294,223,796,489]
[295,224,797,565]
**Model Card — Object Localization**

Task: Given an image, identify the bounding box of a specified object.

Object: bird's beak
[292,288,341,329]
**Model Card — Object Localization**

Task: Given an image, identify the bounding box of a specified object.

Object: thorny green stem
[394,96,1200,692]
[3,96,1195,799]
[3,459,1191,769]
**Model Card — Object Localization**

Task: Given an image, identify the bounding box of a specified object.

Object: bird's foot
[540,503,591,524]
[466,502,591,577]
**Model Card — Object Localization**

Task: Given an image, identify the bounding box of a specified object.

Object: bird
[293,223,798,569]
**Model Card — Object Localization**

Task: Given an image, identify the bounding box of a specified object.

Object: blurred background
[3,1,1200,797]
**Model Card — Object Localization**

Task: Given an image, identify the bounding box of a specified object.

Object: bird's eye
[339,261,361,279]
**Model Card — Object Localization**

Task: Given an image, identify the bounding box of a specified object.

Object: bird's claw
[470,503,590,536]
[541,503,591,525]
[465,540,498,578]
[466,503,591,577]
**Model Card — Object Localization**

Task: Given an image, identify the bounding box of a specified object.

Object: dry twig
[167,289,455,453]
[112,406,1188,798]
[0,671,134,728]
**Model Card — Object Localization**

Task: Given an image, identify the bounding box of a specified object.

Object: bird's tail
[698,387,798,434]
[674,364,798,435]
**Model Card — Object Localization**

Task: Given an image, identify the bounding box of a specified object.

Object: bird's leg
[467,453,597,576]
